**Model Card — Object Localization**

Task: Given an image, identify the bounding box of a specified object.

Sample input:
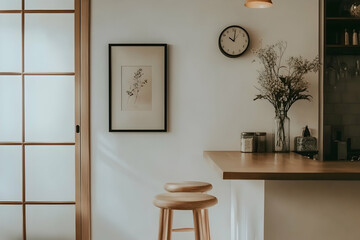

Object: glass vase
[274,112,290,152]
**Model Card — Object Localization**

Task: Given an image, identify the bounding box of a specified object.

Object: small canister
[241,132,255,153]
[255,132,266,153]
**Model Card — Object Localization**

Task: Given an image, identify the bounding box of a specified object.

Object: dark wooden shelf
[204,151,360,180]
[325,45,360,55]
[326,17,360,20]
[326,44,360,48]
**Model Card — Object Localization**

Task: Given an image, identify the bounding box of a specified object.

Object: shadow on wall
[92,136,165,239]
[97,135,161,190]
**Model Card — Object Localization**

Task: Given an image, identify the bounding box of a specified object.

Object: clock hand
[233,30,236,41]
[229,36,235,42]
[234,33,239,41]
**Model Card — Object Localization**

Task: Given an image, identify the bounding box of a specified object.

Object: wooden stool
[153,192,218,240]
[164,181,213,193]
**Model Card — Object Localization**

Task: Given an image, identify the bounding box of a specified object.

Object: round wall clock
[218,25,250,58]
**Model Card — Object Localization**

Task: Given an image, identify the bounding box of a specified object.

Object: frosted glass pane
[0,14,22,72]
[25,76,75,142]
[25,146,75,201]
[26,0,74,10]
[0,76,22,142]
[0,205,22,240]
[25,14,74,72]
[27,205,75,240]
[0,0,21,10]
[0,146,22,201]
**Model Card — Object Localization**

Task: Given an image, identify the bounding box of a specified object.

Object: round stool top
[164,181,213,193]
[153,193,218,210]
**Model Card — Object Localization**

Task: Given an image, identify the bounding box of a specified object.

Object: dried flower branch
[252,41,320,115]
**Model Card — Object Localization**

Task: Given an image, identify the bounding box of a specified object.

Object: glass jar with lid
[255,132,266,153]
[241,132,255,153]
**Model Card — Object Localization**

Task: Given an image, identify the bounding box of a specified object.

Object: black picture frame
[109,44,167,132]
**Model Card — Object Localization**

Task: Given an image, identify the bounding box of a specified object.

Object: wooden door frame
[0,0,90,239]
[79,0,91,239]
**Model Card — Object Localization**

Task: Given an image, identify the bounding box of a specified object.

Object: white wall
[91,0,319,239]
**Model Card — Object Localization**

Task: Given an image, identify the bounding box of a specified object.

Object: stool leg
[193,209,203,240]
[203,209,211,240]
[197,209,210,240]
[158,208,173,240]
[158,209,165,240]
[199,209,207,240]
[166,209,173,240]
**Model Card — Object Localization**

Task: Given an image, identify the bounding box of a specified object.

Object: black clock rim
[218,25,250,58]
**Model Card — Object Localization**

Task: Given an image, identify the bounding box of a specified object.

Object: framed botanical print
[109,44,167,132]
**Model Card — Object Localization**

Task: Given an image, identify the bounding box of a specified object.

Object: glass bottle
[353,29,358,45]
[274,110,290,152]
[345,28,349,46]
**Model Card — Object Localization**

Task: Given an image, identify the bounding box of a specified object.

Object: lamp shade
[245,0,273,8]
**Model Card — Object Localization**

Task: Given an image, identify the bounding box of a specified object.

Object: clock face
[218,25,250,58]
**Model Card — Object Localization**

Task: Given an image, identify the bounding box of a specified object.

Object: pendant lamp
[245,0,273,8]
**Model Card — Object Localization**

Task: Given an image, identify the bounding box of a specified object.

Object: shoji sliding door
[0,0,89,239]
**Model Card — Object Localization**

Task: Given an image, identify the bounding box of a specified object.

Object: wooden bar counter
[204,151,360,180]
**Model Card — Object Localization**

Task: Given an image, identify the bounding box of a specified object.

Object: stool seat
[153,193,218,210]
[164,181,212,193]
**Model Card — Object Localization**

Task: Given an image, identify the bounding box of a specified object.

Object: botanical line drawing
[126,68,148,104]
[121,66,152,111]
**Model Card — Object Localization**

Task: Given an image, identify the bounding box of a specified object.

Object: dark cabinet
[323,0,360,160]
